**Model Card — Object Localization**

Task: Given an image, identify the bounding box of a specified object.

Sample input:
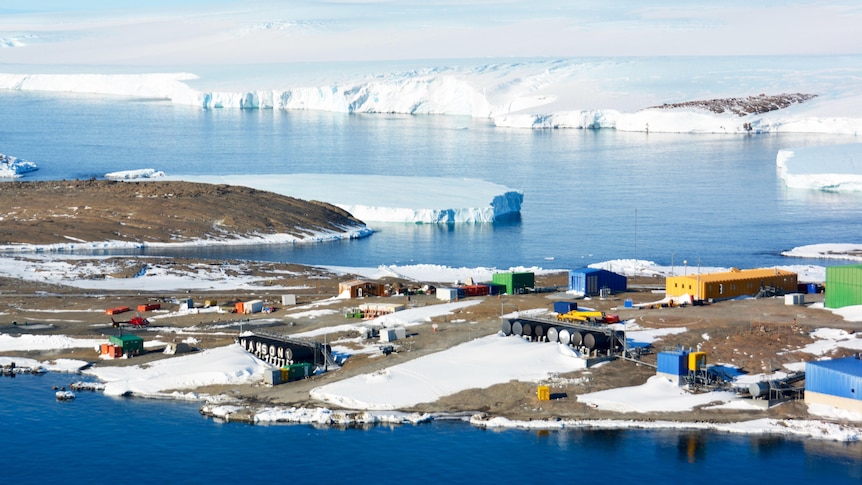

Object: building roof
[571,267,621,275]
[340,279,373,287]
[828,264,862,270]
[806,356,862,376]
[669,268,796,283]
[111,334,143,342]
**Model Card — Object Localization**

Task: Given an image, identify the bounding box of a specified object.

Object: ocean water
[1,373,860,484]
[2,92,862,480]
[2,91,861,270]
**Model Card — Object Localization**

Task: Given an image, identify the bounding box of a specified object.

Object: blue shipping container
[805,357,862,401]
[553,301,578,314]
[657,351,689,376]
[569,268,627,296]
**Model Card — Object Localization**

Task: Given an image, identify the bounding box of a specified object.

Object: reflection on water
[748,434,786,458]
[803,439,862,480]
[5,217,527,269]
[678,432,706,463]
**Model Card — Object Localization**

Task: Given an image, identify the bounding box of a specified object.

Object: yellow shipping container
[537,385,550,401]
[688,351,707,371]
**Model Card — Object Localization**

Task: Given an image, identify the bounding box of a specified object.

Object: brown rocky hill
[648,93,817,117]
[0,179,367,245]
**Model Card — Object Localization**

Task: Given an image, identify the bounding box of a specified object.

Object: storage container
[688,351,707,371]
[537,385,550,401]
[553,301,578,314]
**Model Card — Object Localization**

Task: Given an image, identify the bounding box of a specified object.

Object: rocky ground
[0,180,365,245]
[648,93,817,117]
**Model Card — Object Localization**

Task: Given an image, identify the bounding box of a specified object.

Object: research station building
[665,268,797,301]
[338,279,385,298]
[568,268,627,296]
[804,356,862,414]
[825,264,862,309]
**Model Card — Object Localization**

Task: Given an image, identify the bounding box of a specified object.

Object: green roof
[111,334,143,343]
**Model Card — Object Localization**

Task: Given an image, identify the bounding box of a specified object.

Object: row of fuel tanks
[500,316,623,352]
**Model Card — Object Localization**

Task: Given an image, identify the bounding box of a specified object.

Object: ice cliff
[160,174,523,224]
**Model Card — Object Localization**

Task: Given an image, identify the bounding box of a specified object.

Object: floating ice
[0,153,38,178]
[162,174,523,223]
[777,144,862,192]
[105,168,165,180]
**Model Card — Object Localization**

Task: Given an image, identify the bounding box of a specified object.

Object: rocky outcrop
[649,93,817,117]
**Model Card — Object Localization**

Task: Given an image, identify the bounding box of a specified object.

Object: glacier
[159,174,523,224]
[2,57,862,136]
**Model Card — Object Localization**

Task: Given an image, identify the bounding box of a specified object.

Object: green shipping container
[286,363,312,381]
[492,272,535,295]
[109,334,145,356]
[825,264,862,309]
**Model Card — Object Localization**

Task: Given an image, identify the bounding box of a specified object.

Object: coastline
[1,250,861,441]
[195,402,861,444]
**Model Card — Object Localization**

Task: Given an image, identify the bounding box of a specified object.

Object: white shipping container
[380,327,407,342]
[244,299,264,314]
[263,368,282,385]
[436,288,458,301]
[282,294,297,306]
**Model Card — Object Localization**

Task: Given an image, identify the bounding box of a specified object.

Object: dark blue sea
[1,373,860,484]
[2,92,862,482]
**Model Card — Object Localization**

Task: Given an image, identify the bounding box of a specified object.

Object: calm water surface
[1,374,860,484]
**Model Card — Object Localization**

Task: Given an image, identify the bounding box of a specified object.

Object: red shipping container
[137,303,161,312]
[463,285,490,297]
[105,306,130,315]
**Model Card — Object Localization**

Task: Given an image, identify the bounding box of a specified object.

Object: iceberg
[0,153,38,178]
[105,168,165,180]
[161,174,522,223]
[777,144,862,192]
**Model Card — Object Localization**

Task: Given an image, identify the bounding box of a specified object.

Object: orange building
[665,268,797,301]
[338,279,385,298]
